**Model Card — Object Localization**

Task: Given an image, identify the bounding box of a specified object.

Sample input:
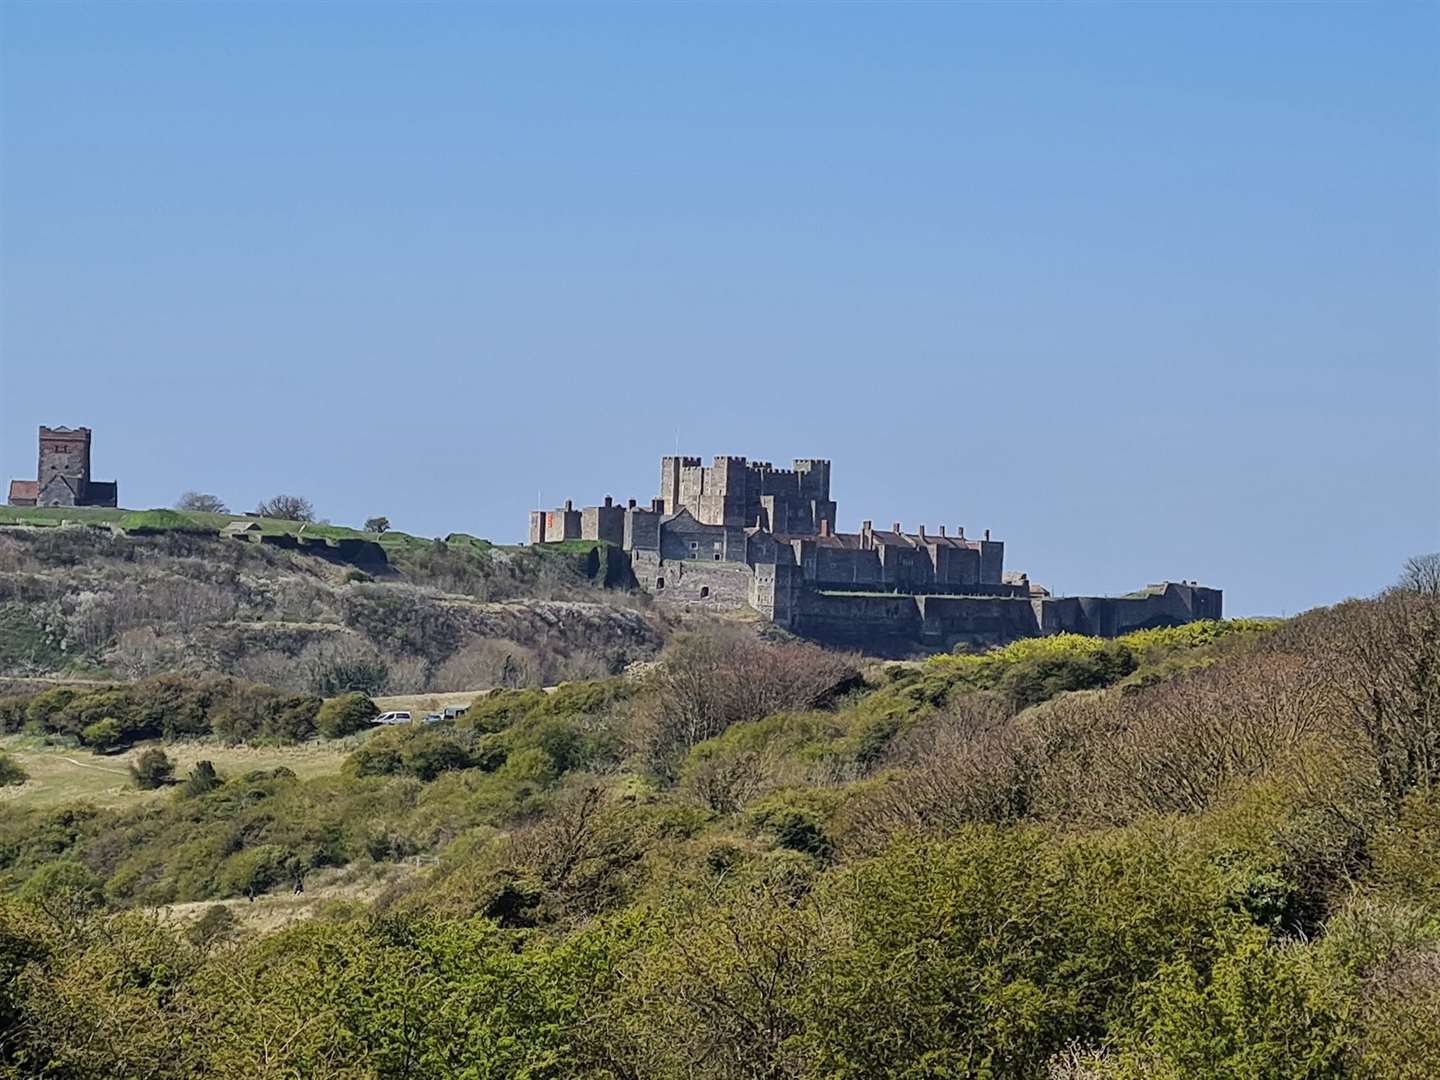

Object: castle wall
[1033,584,1222,636]
[631,551,753,611]
[791,591,1042,655]
[543,503,581,542]
[978,540,1004,584]
[624,508,660,552]
[751,561,800,626]
[581,500,625,545]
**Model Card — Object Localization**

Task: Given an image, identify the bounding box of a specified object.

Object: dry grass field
[0,736,357,810]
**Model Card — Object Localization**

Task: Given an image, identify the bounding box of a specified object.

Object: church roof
[7,480,37,503]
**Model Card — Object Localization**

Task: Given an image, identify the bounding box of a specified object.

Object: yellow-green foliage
[933,631,1117,674]
[0,595,1436,1079]
[1118,617,1277,658]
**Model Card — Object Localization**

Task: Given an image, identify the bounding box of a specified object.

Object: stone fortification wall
[631,551,753,610]
[581,498,625,545]
[790,583,1223,656]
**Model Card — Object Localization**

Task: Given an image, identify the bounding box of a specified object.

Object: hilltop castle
[533,454,1221,652]
[7,426,118,509]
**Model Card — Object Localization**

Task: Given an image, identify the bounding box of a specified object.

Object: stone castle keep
[533,454,1221,651]
[7,426,118,509]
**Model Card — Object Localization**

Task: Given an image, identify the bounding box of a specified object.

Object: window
[655,576,665,590]
[699,586,710,598]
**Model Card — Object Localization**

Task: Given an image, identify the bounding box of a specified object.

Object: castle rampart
[530,452,1221,653]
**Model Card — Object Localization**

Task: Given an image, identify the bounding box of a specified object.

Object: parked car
[422,713,443,724]
[374,711,412,725]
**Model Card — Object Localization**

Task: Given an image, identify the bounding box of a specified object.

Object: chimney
[564,499,573,512]
[603,495,613,508]
[917,524,926,541]
[938,525,946,537]
[984,528,990,541]
[861,520,873,549]
[957,526,965,539]
[627,498,637,509]
[892,521,901,534]
[819,518,831,538]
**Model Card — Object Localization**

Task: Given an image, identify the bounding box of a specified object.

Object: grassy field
[0,504,545,553]
[0,736,357,810]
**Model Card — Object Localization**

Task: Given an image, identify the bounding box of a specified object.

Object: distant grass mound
[118,509,214,535]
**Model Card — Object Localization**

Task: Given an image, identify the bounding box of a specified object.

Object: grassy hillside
[0,561,1436,1077]
[0,520,665,694]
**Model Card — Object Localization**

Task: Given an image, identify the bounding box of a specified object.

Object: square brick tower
[7,426,118,507]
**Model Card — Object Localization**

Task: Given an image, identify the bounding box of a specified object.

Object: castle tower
[38,426,93,499]
[8,425,117,508]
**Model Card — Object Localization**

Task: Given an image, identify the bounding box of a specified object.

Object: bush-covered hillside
[0,524,665,694]
[0,557,1436,1078]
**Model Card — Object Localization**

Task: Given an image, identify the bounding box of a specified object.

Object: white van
[374,711,412,725]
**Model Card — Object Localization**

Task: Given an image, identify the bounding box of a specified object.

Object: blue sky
[1,2,1435,616]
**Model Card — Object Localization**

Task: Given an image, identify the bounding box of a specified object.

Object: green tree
[364,516,390,534]
[129,748,175,790]
[315,692,378,738]
[80,716,124,751]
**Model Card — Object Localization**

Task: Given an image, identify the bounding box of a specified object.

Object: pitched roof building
[7,426,119,508]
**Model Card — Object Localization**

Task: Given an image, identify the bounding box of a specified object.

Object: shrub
[260,694,323,742]
[185,904,239,948]
[18,860,106,914]
[0,750,28,786]
[80,716,125,751]
[216,844,293,897]
[175,491,228,514]
[129,748,175,790]
[181,760,222,798]
[315,693,378,738]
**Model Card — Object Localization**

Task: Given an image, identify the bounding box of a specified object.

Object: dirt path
[159,863,422,934]
[59,756,128,775]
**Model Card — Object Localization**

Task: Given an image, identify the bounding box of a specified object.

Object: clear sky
[1,2,1436,616]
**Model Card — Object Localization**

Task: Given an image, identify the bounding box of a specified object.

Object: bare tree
[638,626,858,780]
[175,491,229,514]
[1298,591,1440,814]
[1398,553,1440,598]
[255,494,315,522]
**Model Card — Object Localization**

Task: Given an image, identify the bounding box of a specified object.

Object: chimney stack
[861,520,873,549]
[892,521,901,534]
[819,518,831,538]
[984,528,991,541]
[957,526,965,539]
[564,499,573,511]
[917,524,927,541]
[603,495,613,508]
[627,498,637,509]
[938,525,946,537]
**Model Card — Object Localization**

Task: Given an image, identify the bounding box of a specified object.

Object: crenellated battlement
[526,449,1219,649]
